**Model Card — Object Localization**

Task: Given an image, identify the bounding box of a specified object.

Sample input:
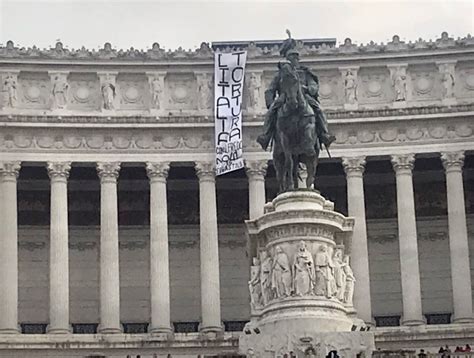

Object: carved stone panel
[317,69,342,107]
[68,73,101,110]
[358,67,391,105]
[409,64,441,102]
[456,63,474,101]
[117,73,148,110]
[166,73,197,110]
[18,72,50,109]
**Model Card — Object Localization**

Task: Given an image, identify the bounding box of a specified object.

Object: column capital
[245,160,268,179]
[441,151,465,172]
[391,154,415,173]
[97,162,120,183]
[47,162,71,181]
[146,162,170,182]
[342,157,366,176]
[195,161,215,181]
[0,161,21,179]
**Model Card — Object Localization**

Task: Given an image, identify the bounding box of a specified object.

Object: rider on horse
[256,34,336,152]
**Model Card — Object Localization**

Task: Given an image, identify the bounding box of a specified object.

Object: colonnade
[0,152,472,334]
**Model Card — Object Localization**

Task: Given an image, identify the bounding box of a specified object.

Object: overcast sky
[0,0,473,51]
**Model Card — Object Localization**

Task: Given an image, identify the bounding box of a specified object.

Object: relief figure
[271,246,292,298]
[293,241,315,296]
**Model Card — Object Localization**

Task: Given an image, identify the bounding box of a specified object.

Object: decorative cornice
[96,162,120,182]
[1,33,473,61]
[441,151,465,171]
[391,154,415,173]
[342,157,366,175]
[194,161,215,180]
[0,161,21,179]
[2,105,474,126]
[146,161,170,181]
[47,161,71,180]
[245,160,268,178]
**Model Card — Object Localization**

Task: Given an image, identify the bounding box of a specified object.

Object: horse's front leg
[284,151,294,191]
[293,156,299,189]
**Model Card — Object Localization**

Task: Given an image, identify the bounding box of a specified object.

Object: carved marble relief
[2,73,18,108]
[393,68,407,101]
[18,73,50,108]
[117,74,148,110]
[50,73,69,109]
[316,70,341,106]
[68,73,101,110]
[343,69,358,105]
[358,68,391,104]
[250,240,356,310]
[195,73,213,111]
[166,73,197,110]
[454,64,474,100]
[409,65,440,101]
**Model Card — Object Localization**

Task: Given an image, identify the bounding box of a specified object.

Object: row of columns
[342,152,473,325]
[0,152,472,334]
[0,160,225,334]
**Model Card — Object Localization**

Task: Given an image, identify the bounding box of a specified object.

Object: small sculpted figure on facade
[3,75,17,108]
[392,67,407,101]
[314,245,336,298]
[249,259,263,310]
[51,75,69,109]
[344,70,357,104]
[101,78,116,110]
[271,246,292,298]
[197,74,213,110]
[293,241,315,296]
[440,64,455,98]
[333,249,347,301]
[260,250,273,305]
[342,255,355,305]
[150,77,162,109]
[248,72,261,110]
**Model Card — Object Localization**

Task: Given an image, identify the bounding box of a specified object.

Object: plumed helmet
[280,29,298,58]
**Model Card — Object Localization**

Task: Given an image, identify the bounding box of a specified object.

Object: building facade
[0,33,474,357]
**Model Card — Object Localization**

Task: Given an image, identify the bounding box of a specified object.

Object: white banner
[214,51,247,176]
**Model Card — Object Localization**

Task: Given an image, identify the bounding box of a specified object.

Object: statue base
[242,190,374,357]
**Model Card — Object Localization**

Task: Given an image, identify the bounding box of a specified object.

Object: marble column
[342,157,373,325]
[245,160,268,220]
[195,162,222,334]
[0,161,21,333]
[97,162,122,333]
[391,154,424,326]
[245,160,268,264]
[146,162,173,334]
[441,151,474,323]
[47,162,72,334]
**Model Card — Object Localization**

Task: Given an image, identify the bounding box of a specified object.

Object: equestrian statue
[256,30,335,192]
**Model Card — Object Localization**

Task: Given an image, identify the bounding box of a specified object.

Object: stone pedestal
[241,191,374,358]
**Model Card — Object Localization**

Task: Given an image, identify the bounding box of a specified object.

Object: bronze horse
[272,62,320,192]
